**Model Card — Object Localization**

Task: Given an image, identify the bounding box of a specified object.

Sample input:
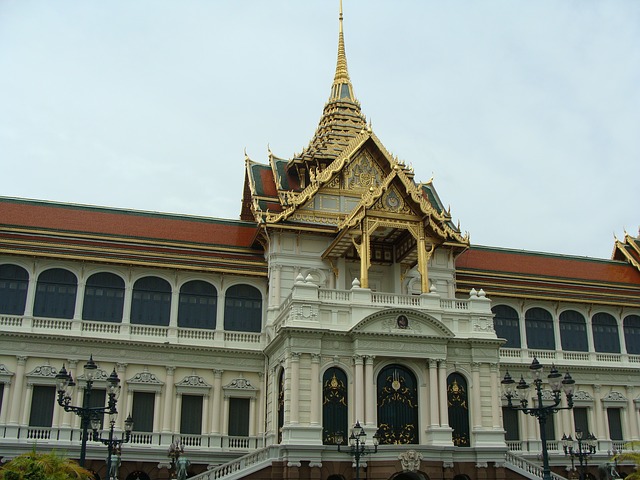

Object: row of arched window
[0,264,263,332]
[492,305,640,354]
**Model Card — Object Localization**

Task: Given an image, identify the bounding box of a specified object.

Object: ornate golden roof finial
[331,0,354,101]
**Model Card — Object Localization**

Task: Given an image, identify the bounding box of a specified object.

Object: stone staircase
[186,448,568,480]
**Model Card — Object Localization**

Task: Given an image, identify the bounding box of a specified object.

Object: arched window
[592,312,620,353]
[377,364,418,444]
[525,307,555,350]
[131,276,171,326]
[322,367,348,445]
[82,272,125,323]
[492,305,520,348]
[447,372,470,447]
[624,315,640,355]
[0,264,29,315]
[224,284,262,332]
[178,280,217,329]
[559,310,588,352]
[33,268,77,319]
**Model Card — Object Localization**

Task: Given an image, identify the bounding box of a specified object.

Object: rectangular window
[543,415,555,442]
[502,407,520,441]
[228,398,250,436]
[132,392,155,432]
[0,383,4,416]
[29,385,56,427]
[607,408,623,440]
[573,407,589,434]
[87,388,107,429]
[180,395,203,435]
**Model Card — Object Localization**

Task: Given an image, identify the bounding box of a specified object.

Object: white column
[21,384,34,425]
[249,397,256,436]
[626,386,639,440]
[0,381,11,424]
[202,394,210,435]
[364,355,375,427]
[153,392,162,432]
[472,363,482,428]
[438,361,448,427]
[162,366,176,432]
[310,355,320,425]
[273,265,282,308]
[173,393,183,432]
[115,363,128,429]
[169,289,180,328]
[211,369,223,434]
[73,280,85,320]
[429,360,438,427]
[222,395,230,435]
[354,356,364,423]
[289,353,300,424]
[122,285,133,324]
[24,276,36,317]
[594,385,605,439]
[9,356,27,424]
[490,364,501,429]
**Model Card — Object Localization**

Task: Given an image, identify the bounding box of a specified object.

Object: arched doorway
[390,472,428,480]
[377,364,419,444]
[124,471,150,480]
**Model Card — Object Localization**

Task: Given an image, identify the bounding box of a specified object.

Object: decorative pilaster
[8,356,27,425]
[310,355,321,425]
[428,360,439,427]
[472,363,482,429]
[162,366,176,432]
[364,355,375,426]
[290,353,301,424]
[354,355,364,423]
[438,360,448,427]
[211,369,223,434]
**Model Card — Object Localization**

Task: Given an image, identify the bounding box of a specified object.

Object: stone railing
[0,314,263,350]
[500,348,640,369]
[504,451,567,480]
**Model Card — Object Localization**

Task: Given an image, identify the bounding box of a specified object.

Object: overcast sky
[1,1,638,259]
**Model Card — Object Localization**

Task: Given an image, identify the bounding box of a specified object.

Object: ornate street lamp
[501,357,576,480]
[336,421,380,480]
[91,413,134,480]
[55,356,122,466]
[562,429,597,480]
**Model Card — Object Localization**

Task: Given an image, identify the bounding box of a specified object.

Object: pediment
[352,309,454,338]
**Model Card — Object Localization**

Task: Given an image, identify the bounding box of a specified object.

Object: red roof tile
[456,247,640,285]
[0,197,260,249]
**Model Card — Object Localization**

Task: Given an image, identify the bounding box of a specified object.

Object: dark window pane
[559,310,588,352]
[543,415,555,442]
[525,308,555,350]
[180,395,203,435]
[178,281,217,329]
[492,305,520,348]
[131,277,171,326]
[34,268,77,319]
[0,264,29,315]
[132,392,155,432]
[224,285,262,332]
[502,407,520,441]
[607,408,623,440]
[87,388,107,429]
[573,407,589,434]
[29,385,56,427]
[0,383,4,417]
[592,313,620,353]
[83,273,125,323]
[376,364,418,444]
[624,315,640,354]
[228,398,250,436]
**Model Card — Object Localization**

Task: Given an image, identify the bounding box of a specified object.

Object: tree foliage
[0,451,93,480]
[615,442,640,480]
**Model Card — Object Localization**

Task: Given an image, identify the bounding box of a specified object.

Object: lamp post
[562,429,596,480]
[335,421,380,480]
[501,357,576,480]
[55,356,122,467]
[91,413,134,480]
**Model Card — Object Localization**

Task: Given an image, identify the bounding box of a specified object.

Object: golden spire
[330,0,354,101]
